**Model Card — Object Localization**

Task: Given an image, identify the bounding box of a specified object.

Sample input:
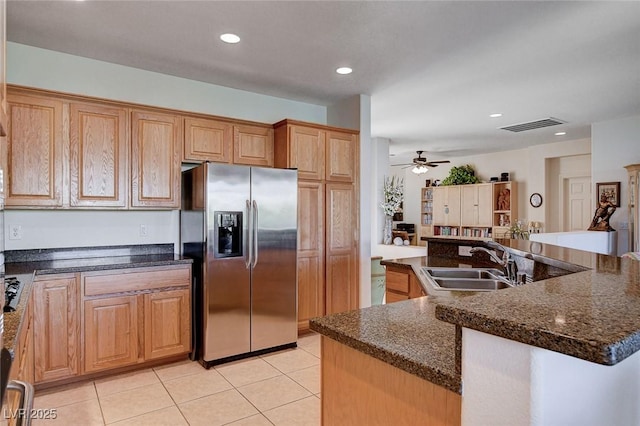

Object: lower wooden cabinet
[297,181,325,330]
[385,265,425,302]
[81,265,191,374]
[30,264,191,384]
[144,289,191,360]
[84,295,139,373]
[325,183,358,315]
[33,274,80,383]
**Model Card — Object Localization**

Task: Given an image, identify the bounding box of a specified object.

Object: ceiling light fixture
[555,131,566,136]
[220,33,241,44]
[336,67,353,75]
[489,113,503,118]
[412,165,429,175]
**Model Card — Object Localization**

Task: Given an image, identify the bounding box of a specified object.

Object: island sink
[421,267,512,291]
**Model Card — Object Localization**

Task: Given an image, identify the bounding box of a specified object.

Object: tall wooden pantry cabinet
[274,119,360,332]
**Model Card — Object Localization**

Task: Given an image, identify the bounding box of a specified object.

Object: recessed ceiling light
[555,131,566,136]
[489,113,503,118]
[336,67,353,75]
[220,33,241,44]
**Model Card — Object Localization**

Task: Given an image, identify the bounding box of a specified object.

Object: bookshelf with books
[419,187,434,245]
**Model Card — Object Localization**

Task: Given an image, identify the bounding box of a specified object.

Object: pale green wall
[7,42,326,124]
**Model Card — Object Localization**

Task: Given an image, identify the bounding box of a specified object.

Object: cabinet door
[461,184,492,226]
[131,110,182,208]
[33,275,79,382]
[326,131,357,182]
[233,124,274,167]
[325,183,358,314]
[447,186,461,225]
[289,126,325,180]
[84,295,139,373]
[6,94,63,207]
[297,181,325,330]
[432,187,447,224]
[184,117,232,163]
[460,185,478,226]
[70,102,128,207]
[144,289,191,360]
[433,186,461,226]
[477,183,493,226]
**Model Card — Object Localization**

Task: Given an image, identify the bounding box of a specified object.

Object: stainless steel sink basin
[431,277,511,291]
[420,267,512,292]
[423,268,505,279]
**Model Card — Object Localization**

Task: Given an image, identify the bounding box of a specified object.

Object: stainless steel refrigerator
[181,163,297,367]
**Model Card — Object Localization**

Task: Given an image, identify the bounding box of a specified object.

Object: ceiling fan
[398,151,451,174]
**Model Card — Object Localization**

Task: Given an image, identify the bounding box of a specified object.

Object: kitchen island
[310,237,640,425]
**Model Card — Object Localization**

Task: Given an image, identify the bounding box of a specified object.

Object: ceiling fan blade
[426,163,440,167]
[427,160,451,164]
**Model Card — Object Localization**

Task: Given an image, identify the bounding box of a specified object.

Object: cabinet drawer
[386,270,410,293]
[386,291,409,304]
[84,266,190,297]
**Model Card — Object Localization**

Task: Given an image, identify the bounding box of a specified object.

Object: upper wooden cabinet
[274,120,358,182]
[274,121,326,180]
[131,110,182,208]
[183,117,232,163]
[70,102,128,208]
[233,124,274,167]
[326,131,357,182]
[6,93,64,207]
[461,183,493,227]
[432,186,461,227]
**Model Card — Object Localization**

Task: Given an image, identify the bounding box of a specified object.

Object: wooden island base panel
[321,337,461,426]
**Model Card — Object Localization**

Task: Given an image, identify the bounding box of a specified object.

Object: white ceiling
[7,1,640,164]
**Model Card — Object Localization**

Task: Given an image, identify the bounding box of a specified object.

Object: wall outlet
[140,224,148,237]
[9,225,22,240]
[458,245,473,257]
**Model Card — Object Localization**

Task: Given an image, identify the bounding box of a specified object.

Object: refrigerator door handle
[252,200,259,267]
[245,199,252,269]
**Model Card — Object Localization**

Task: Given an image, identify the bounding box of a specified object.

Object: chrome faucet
[470,244,520,285]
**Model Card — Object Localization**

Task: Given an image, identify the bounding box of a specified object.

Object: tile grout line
[151,366,191,425]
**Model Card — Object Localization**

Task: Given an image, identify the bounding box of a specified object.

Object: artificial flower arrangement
[380,176,404,216]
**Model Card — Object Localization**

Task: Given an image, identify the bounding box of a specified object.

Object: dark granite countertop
[311,298,462,393]
[433,239,640,366]
[310,237,640,393]
[310,255,492,394]
[3,244,193,358]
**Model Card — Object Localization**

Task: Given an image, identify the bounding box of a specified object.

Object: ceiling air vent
[500,117,565,133]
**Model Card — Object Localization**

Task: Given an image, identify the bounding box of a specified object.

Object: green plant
[441,165,480,185]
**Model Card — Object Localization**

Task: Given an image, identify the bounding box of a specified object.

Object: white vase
[383,215,393,245]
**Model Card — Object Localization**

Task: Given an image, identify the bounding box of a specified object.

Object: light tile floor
[30,333,321,426]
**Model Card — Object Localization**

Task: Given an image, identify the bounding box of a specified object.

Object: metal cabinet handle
[252,200,259,267]
[7,380,34,426]
[245,199,252,269]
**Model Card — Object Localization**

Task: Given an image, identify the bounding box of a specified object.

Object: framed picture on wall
[596,182,621,207]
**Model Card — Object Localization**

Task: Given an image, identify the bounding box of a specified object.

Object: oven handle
[7,380,34,426]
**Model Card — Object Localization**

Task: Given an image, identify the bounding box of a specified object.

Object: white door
[564,176,592,231]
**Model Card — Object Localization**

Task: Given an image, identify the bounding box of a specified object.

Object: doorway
[563,176,592,231]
